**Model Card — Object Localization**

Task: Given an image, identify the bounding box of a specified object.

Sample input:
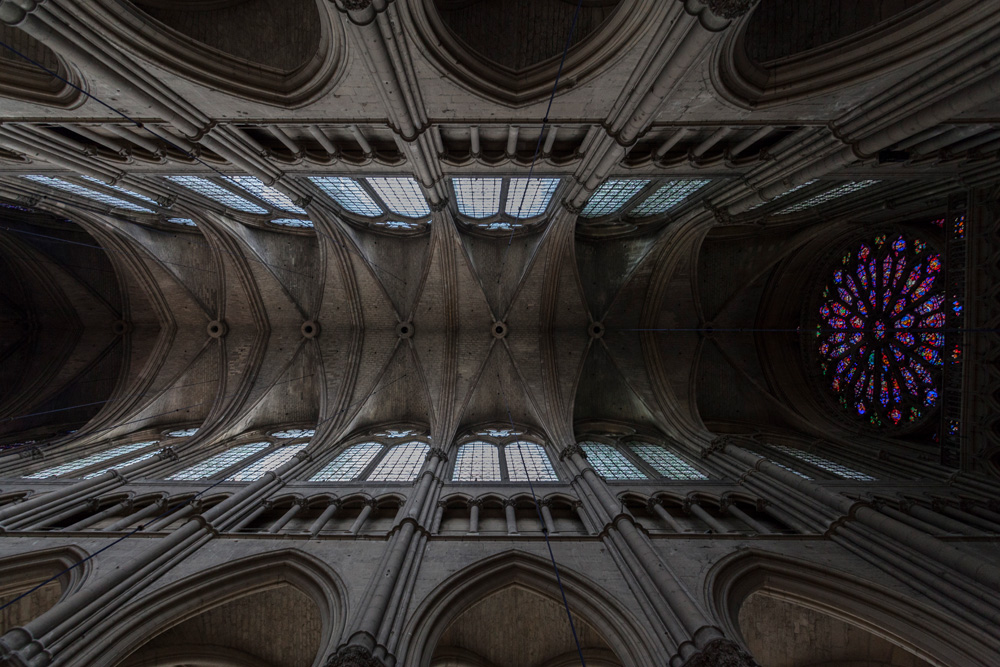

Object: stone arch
[402,550,657,666]
[706,549,997,666]
[102,549,345,667]
[0,24,84,108]
[713,0,985,108]
[90,0,343,107]
[406,0,653,107]
[0,546,90,638]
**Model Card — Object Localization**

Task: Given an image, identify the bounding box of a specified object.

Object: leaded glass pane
[506,441,558,482]
[310,442,382,481]
[452,441,501,481]
[227,176,306,214]
[376,220,422,230]
[630,180,709,217]
[579,442,646,480]
[629,444,707,480]
[780,180,879,213]
[228,444,307,481]
[580,180,649,217]
[453,177,501,218]
[166,428,198,438]
[506,178,560,218]
[476,427,523,438]
[309,176,382,216]
[80,175,160,206]
[165,176,268,214]
[748,179,817,210]
[771,445,876,481]
[25,441,159,479]
[270,218,313,228]
[366,177,430,217]
[166,218,197,227]
[271,428,315,439]
[367,442,429,482]
[166,442,269,480]
[83,450,159,479]
[22,176,155,213]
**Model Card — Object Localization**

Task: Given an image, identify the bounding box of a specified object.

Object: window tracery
[450,177,560,232]
[780,180,880,213]
[166,442,269,480]
[577,178,713,235]
[769,444,875,481]
[308,176,431,233]
[25,441,160,479]
[227,443,307,481]
[21,175,156,213]
[578,436,709,482]
[451,429,559,482]
[813,232,945,427]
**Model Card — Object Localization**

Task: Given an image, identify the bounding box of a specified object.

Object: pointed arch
[401,549,657,666]
[706,549,999,666]
[97,550,345,667]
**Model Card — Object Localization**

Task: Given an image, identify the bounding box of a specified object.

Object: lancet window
[308,176,432,232]
[578,177,710,223]
[578,437,709,481]
[766,444,876,481]
[308,428,431,483]
[450,177,560,231]
[451,428,559,482]
[24,440,161,479]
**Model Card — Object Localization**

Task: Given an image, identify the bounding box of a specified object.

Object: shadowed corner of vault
[458,222,547,318]
[342,336,434,436]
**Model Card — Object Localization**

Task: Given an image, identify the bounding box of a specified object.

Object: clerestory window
[25,441,160,479]
[578,439,709,482]
[451,437,558,482]
[166,442,270,480]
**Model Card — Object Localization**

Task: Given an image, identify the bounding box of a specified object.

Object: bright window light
[367,442,429,482]
[22,176,155,213]
[506,178,559,218]
[227,443,306,481]
[629,444,707,480]
[166,441,269,480]
[780,181,880,213]
[80,175,160,206]
[166,218,197,227]
[630,180,709,216]
[376,220,422,230]
[270,218,313,228]
[166,428,198,438]
[748,179,817,210]
[581,179,649,217]
[452,441,501,481]
[271,429,315,439]
[310,442,382,481]
[506,441,558,481]
[228,176,306,214]
[579,441,646,480]
[83,450,159,479]
[366,177,430,217]
[25,441,159,479]
[309,176,382,216]
[454,177,501,218]
[165,176,267,214]
[771,444,875,481]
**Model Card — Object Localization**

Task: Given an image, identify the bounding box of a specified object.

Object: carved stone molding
[682,639,761,667]
[426,447,448,460]
[324,645,385,667]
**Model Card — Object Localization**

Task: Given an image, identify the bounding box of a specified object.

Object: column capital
[324,645,385,667]
[426,447,448,461]
[558,443,587,460]
[681,638,760,667]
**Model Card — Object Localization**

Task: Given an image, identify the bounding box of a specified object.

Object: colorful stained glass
[815,233,944,427]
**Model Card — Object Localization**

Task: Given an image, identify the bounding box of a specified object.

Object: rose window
[815,233,945,427]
